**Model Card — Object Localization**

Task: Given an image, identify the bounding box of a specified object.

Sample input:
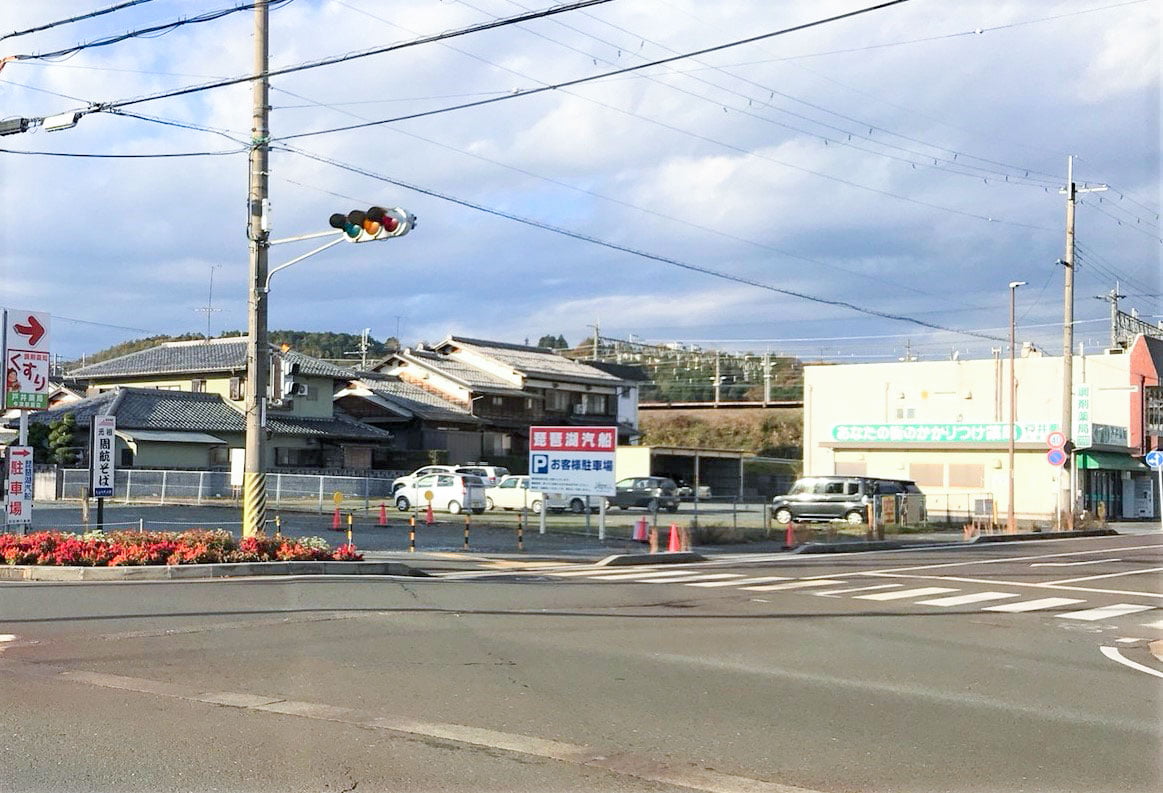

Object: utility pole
[587,322,600,361]
[1008,281,1026,533]
[762,351,771,406]
[1096,282,1125,350]
[1059,155,1107,531]
[242,0,271,538]
[713,350,721,406]
[345,328,371,369]
[194,264,223,340]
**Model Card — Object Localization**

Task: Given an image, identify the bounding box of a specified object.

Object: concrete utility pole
[762,351,771,406]
[1096,283,1125,350]
[1059,155,1107,531]
[1008,281,1026,533]
[243,0,271,538]
[587,322,600,361]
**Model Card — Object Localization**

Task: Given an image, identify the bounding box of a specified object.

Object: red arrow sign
[12,316,45,346]
[10,448,30,457]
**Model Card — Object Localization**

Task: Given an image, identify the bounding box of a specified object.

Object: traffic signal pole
[243,0,271,538]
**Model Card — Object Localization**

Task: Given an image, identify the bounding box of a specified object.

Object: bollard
[377,502,387,527]
[347,512,353,546]
[408,515,416,553]
[516,514,525,552]
[648,526,659,553]
[274,515,282,539]
[784,520,795,549]
[463,513,471,551]
[331,507,341,531]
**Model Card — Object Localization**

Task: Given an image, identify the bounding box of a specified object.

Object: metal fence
[56,469,400,512]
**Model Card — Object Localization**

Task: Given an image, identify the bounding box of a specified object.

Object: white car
[455,463,510,487]
[394,473,487,515]
[392,465,462,493]
[486,475,602,514]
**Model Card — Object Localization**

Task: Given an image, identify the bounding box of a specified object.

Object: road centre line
[861,572,1163,600]
[23,665,823,793]
[1042,566,1163,586]
[845,542,1163,576]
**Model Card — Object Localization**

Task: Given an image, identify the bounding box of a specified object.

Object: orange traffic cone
[667,523,681,552]
[425,503,434,526]
[632,517,647,542]
[785,521,796,549]
[331,507,341,531]
[377,503,387,526]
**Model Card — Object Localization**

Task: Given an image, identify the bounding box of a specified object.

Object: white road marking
[1100,646,1163,680]
[588,570,718,581]
[861,543,1163,575]
[549,567,672,578]
[853,587,959,601]
[644,573,745,584]
[1115,638,1140,644]
[1057,603,1156,621]
[862,572,1163,601]
[916,592,1020,607]
[742,579,846,592]
[0,634,16,642]
[1043,566,1163,585]
[814,584,903,597]
[39,666,827,793]
[982,597,1087,613]
[1030,558,1120,567]
[1141,619,1163,630]
[686,576,790,588]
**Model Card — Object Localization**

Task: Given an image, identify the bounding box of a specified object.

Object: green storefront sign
[831,422,1060,444]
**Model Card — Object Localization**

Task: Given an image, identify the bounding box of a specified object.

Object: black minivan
[771,476,923,525]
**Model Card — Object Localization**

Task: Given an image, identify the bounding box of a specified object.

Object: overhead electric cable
[280,143,1007,343]
[2,1,292,65]
[1,0,158,42]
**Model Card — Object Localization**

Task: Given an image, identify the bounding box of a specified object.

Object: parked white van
[394,473,487,515]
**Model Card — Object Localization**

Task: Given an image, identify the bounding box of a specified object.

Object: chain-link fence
[56,469,400,512]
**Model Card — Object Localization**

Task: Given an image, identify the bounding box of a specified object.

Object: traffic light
[328,206,416,242]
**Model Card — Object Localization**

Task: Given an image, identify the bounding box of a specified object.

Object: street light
[1008,280,1027,533]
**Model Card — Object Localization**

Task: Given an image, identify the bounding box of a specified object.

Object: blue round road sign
[1145,449,1163,469]
[1046,448,1067,467]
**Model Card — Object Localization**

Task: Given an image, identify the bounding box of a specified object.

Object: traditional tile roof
[11,387,390,440]
[356,375,478,423]
[70,338,353,380]
[439,336,626,386]
[372,349,528,397]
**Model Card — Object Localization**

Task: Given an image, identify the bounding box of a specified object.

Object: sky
[0,0,1159,363]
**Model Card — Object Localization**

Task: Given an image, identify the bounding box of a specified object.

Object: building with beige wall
[804,338,1160,525]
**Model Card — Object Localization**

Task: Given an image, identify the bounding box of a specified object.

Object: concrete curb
[0,560,429,582]
[595,551,706,567]
[969,528,1119,543]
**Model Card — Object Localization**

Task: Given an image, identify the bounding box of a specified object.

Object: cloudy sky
[0,0,1158,362]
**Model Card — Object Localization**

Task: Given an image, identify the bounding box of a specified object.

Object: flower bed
[0,529,362,567]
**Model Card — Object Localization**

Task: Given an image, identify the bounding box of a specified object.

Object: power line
[60,0,613,113]
[1079,198,1163,243]
[1,0,158,42]
[0,145,246,158]
[279,142,1007,343]
[2,1,293,65]
[276,1,915,142]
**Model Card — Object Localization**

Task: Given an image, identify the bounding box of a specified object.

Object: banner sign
[90,416,116,498]
[5,446,34,525]
[528,425,616,496]
[831,422,1060,444]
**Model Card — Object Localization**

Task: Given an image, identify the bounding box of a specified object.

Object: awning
[117,430,227,444]
[1076,451,1148,471]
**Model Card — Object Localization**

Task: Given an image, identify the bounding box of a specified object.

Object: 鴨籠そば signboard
[528,426,616,497]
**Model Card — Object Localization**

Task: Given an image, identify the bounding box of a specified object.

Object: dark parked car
[608,476,680,512]
[771,476,923,525]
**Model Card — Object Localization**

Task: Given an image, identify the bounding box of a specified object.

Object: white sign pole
[598,497,606,541]
[539,491,546,535]
[1157,465,1162,533]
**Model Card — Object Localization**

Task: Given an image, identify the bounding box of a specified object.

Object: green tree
[536,334,568,349]
[47,414,78,465]
[26,422,51,464]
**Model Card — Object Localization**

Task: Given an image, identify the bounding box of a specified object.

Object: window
[824,481,844,494]
[274,448,322,467]
[584,393,609,414]
[209,446,229,467]
[491,396,504,407]
[119,448,134,467]
[1148,386,1163,436]
[229,377,243,401]
[154,384,181,391]
[948,463,985,488]
[415,475,437,488]
[190,379,207,393]
[548,390,570,411]
[909,463,944,487]
[895,407,916,419]
[436,475,454,487]
[499,478,517,489]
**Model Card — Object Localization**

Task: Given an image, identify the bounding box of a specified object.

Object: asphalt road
[2,534,1161,792]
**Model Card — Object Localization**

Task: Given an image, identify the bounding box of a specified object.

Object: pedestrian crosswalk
[526,564,1163,629]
